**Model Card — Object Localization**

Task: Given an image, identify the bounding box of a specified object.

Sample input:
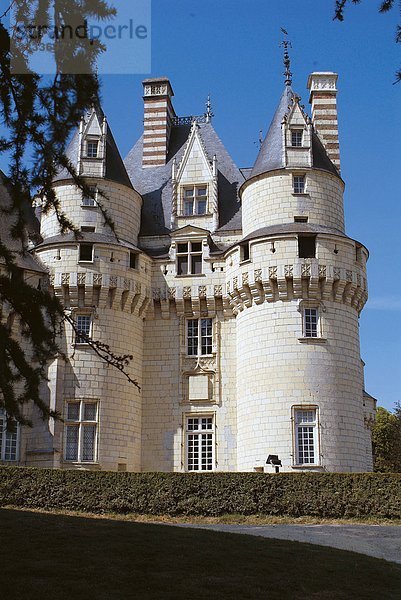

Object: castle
[0,60,376,472]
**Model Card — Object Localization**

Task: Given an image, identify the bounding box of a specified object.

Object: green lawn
[0,509,400,599]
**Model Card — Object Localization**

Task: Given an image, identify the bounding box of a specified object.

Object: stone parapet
[226,260,367,314]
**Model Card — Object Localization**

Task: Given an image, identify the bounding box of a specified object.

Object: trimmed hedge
[0,467,401,518]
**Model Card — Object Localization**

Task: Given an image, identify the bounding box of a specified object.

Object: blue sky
[1,0,400,410]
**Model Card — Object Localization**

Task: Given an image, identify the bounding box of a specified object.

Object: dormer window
[86,140,99,158]
[291,129,303,147]
[183,185,208,216]
[177,241,203,275]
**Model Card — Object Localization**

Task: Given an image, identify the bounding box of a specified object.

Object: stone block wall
[241,169,345,237]
[40,180,142,246]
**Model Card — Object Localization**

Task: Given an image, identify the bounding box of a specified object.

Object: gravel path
[179,524,401,564]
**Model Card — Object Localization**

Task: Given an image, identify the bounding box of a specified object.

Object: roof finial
[280,28,292,87]
[205,94,214,122]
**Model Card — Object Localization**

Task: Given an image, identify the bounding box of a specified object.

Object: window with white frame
[0,410,19,461]
[182,185,208,216]
[291,129,303,147]
[177,241,203,275]
[82,186,97,206]
[86,140,99,158]
[64,400,98,462]
[303,307,319,338]
[186,416,214,471]
[187,318,213,356]
[294,408,318,465]
[293,175,305,194]
[75,314,91,344]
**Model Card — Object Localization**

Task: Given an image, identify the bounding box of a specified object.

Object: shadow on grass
[0,508,400,600]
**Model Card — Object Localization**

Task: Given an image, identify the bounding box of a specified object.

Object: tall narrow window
[0,410,19,461]
[304,308,318,338]
[75,315,91,344]
[187,318,213,356]
[177,241,203,275]
[182,185,208,216]
[291,130,303,147]
[129,252,137,269]
[293,175,305,194]
[186,416,214,471]
[240,242,250,262]
[86,141,99,158]
[294,409,318,465]
[64,400,98,463]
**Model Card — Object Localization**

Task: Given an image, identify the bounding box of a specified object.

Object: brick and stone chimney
[142,77,175,168]
[307,72,340,172]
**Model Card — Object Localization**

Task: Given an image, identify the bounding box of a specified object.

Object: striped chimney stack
[142,77,175,168]
[307,72,341,173]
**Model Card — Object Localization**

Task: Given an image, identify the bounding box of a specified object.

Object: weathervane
[280,27,292,86]
[205,94,214,122]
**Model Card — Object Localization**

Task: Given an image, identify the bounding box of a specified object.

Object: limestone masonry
[1,68,376,472]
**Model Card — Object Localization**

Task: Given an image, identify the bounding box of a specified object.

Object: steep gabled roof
[250,86,339,180]
[54,105,133,189]
[124,122,244,236]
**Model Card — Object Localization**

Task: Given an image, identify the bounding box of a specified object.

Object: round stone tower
[227,72,370,472]
[35,105,150,471]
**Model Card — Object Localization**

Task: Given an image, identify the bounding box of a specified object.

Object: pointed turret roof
[54,105,133,189]
[251,86,294,179]
[250,86,339,180]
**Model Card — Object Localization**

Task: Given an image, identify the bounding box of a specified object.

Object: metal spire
[280,28,292,87]
[205,94,214,122]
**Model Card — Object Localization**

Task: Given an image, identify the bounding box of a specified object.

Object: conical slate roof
[251,86,294,179]
[54,105,133,189]
[250,86,339,179]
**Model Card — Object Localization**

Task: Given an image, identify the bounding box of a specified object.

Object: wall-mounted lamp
[266,454,282,473]
[334,245,339,255]
[270,242,276,253]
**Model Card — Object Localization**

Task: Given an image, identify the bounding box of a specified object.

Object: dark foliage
[372,404,401,472]
[1,467,401,518]
[0,1,138,426]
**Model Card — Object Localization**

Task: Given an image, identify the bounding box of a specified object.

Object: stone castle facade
[1,68,376,472]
